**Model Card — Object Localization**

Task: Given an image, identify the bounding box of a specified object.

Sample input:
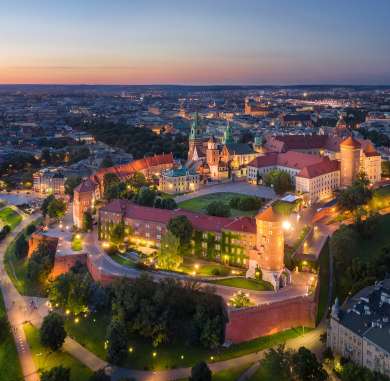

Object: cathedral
[187,113,261,180]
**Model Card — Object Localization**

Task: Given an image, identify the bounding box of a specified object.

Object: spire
[190,112,202,140]
[223,121,234,144]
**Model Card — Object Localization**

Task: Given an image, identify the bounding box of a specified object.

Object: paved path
[0,212,41,381]
[174,182,276,204]
[85,232,314,307]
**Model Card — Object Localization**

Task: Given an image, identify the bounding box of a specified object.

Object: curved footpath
[1,214,326,381]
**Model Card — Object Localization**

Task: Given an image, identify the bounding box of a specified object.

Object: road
[85,232,314,307]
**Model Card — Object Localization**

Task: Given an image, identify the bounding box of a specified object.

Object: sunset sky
[1,0,390,85]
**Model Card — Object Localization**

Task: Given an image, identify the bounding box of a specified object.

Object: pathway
[174,182,276,204]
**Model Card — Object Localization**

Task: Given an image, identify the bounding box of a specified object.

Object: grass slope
[65,311,307,371]
[24,323,92,381]
[0,293,23,381]
[211,277,274,291]
[0,207,22,230]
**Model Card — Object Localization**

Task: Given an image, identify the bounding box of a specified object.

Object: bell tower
[188,112,204,161]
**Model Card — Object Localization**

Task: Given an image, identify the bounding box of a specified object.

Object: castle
[98,200,289,289]
[187,113,261,180]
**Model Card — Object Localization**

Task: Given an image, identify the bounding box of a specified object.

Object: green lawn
[177,363,251,381]
[0,293,23,381]
[4,219,46,297]
[317,239,330,324]
[24,323,92,381]
[0,207,22,230]
[178,193,261,217]
[110,253,137,268]
[71,235,83,251]
[65,311,307,371]
[179,256,245,277]
[210,277,274,291]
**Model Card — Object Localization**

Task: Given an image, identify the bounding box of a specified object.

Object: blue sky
[1,0,389,84]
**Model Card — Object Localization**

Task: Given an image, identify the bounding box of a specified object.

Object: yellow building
[159,168,200,195]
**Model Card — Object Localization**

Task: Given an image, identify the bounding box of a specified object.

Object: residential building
[328,280,390,377]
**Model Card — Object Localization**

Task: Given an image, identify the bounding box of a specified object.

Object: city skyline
[1,0,390,85]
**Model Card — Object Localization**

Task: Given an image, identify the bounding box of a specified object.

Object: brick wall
[51,253,87,278]
[28,233,59,258]
[225,295,317,343]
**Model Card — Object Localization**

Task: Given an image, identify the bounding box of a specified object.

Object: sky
[1,0,390,85]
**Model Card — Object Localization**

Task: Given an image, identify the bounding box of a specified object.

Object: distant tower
[73,179,98,229]
[188,113,204,161]
[223,122,234,145]
[247,206,290,289]
[206,136,219,166]
[340,136,361,187]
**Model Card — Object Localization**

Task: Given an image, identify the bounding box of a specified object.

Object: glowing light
[210,356,214,361]
[129,347,134,353]
[152,352,157,357]
[180,355,184,359]
[76,234,81,239]
[282,221,291,230]
[74,317,79,324]
[194,264,200,270]
[66,309,70,315]
[191,271,196,276]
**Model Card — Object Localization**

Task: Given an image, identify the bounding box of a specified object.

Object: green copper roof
[189,112,202,140]
[223,122,234,144]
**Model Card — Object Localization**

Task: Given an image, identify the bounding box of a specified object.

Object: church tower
[223,121,234,145]
[340,136,361,187]
[188,113,204,161]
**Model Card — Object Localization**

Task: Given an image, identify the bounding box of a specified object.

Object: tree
[189,362,212,381]
[47,198,66,220]
[41,366,70,381]
[292,346,327,381]
[330,225,358,269]
[26,223,37,235]
[110,222,125,246]
[100,155,114,168]
[27,242,56,284]
[89,369,111,381]
[167,215,193,247]
[41,194,55,216]
[229,290,251,308]
[14,234,28,259]
[103,173,120,199]
[83,211,93,232]
[338,173,372,221]
[107,317,128,364]
[206,201,231,217]
[127,172,149,192]
[382,160,390,178]
[264,169,293,195]
[40,312,67,351]
[260,345,293,381]
[157,231,182,270]
[64,176,82,199]
[136,187,156,206]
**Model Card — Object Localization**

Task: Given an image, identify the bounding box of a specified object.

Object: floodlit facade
[159,168,200,194]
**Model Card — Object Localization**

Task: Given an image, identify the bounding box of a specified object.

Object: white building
[159,168,200,195]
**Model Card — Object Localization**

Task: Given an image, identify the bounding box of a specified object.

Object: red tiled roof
[256,206,280,222]
[358,139,380,157]
[297,159,340,179]
[340,136,361,148]
[100,200,235,233]
[224,217,257,234]
[74,178,97,193]
[249,151,324,171]
[93,153,174,184]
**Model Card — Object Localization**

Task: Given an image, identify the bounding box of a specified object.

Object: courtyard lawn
[110,253,137,268]
[71,234,83,251]
[0,293,23,381]
[210,277,274,291]
[24,323,92,381]
[178,193,261,217]
[179,256,245,277]
[65,312,306,370]
[369,185,390,211]
[4,219,46,297]
[0,207,22,230]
